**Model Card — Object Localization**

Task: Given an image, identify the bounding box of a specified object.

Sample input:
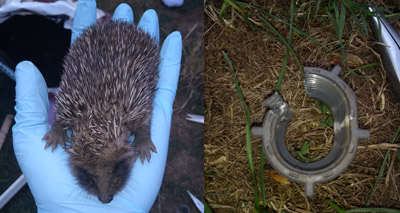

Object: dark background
[0,0,203,212]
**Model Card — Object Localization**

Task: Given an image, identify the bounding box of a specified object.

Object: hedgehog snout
[98,194,114,203]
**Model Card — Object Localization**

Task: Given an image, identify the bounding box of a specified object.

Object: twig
[358,143,400,151]
[384,150,397,188]
[183,22,199,41]
[0,114,14,151]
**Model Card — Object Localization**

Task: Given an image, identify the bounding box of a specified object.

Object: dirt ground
[0,0,203,212]
[205,0,400,212]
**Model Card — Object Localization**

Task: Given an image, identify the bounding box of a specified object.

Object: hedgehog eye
[75,166,97,191]
[113,159,130,184]
[75,166,91,179]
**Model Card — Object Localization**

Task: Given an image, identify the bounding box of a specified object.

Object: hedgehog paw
[136,140,157,163]
[42,128,67,152]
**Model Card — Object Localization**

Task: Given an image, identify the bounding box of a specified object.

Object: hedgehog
[42,20,160,204]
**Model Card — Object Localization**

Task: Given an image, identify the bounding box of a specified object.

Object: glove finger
[112,3,134,23]
[138,9,160,43]
[162,0,184,7]
[13,61,49,131]
[155,31,182,106]
[13,61,49,156]
[71,0,97,44]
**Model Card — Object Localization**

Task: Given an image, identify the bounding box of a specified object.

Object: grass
[220,0,338,211]
[222,51,262,212]
[295,140,322,163]
[235,1,332,52]
[343,62,380,78]
[218,0,396,90]
[213,0,400,211]
[275,0,295,92]
[259,147,266,208]
[205,199,213,213]
[365,124,400,206]
[327,124,400,211]
[328,200,400,213]
[318,102,334,128]
[220,0,297,210]
[324,0,394,77]
[219,0,307,76]
[219,1,310,210]
[326,1,358,76]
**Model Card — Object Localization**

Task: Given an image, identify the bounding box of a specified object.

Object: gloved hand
[12,1,182,212]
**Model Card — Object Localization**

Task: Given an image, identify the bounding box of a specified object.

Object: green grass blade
[246,14,303,74]
[349,8,365,37]
[260,148,266,207]
[383,13,400,18]
[339,49,371,78]
[361,14,368,37]
[366,5,391,16]
[327,200,345,213]
[325,116,334,127]
[325,200,399,212]
[300,140,309,155]
[275,53,290,91]
[234,1,332,52]
[295,151,321,163]
[327,1,345,39]
[333,1,340,28]
[341,0,351,9]
[338,3,346,39]
[205,199,213,213]
[365,124,400,206]
[219,1,230,19]
[339,2,379,33]
[313,1,321,21]
[288,0,294,51]
[353,63,379,70]
[327,2,366,77]
[224,0,244,15]
[270,0,295,205]
[327,10,339,36]
[222,51,260,210]
[306,7,311,32]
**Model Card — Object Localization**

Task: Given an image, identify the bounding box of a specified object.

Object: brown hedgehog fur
[43,20,160,203]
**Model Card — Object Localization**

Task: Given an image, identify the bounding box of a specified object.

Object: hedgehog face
[67,125,137,204]
[67,119,138,203]
[71,151,136,203]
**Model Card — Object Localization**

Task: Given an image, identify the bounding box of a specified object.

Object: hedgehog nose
[98,194,113,203]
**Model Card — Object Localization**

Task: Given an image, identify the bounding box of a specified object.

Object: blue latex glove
[12,1,182,212]
[161,0,184,7]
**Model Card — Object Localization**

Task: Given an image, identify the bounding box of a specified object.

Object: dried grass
[205,0,400,212]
